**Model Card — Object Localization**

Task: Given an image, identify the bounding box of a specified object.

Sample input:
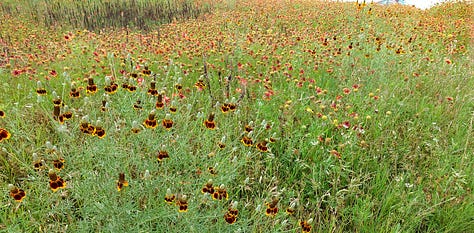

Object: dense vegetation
[0,0,472,232]
[0,0,215,30]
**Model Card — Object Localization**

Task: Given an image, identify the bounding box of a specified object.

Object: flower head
[0,128,11,142]
[300,219,313,233]
[157,150,169,162]
[162,114,174,130]
[241,136,253,147]
[176,194,188,212]
[9,184,26,202]
[201,179,214,194]
[212,184,228,200]
[48,169,66,192]
[204,113,216,130]
[53,158,65,171]
[265,197,279,217]
[224,202,239,224]
[164,188,176,204]
[117,173,129,191]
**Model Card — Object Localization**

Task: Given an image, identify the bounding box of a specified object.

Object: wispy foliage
[0,0,215,30]
[0,0,472,232]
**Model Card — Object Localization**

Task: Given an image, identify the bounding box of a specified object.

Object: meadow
[0,0,473,232]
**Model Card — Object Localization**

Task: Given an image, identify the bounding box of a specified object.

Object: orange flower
[147,81,158,96]
[176,195,188,212]
[265,198,279,217]
[157,150,169,162]
[48,169,66,192]
[133,100,143,110]
[217,142,226,149]
[94,126,106,138]
[117,173,129,192]
[86,78,98,94]
[53,97,63,107]
[61,111,73,120]
[201,180,214,194]
[127,85,137,92]
[241,136,253,147]
[286,206,295,215]
[175,83,183,91]
[169,106,177,114]
[330,149,341,159]
[208,166,218,176]
[194,79,206,89]
[220,103,230,113]
[53,158,65,171]
[142,66,151,76]
[9,184,26,202]
[228,103,237,111]
[80,121,95,135]
[204,120,215,129]
[36,81,47,95]
[212,184,228,200]
[204,112,216,130]
[33,153,44,171]
[69,88,80,98]
[162,117,174,130]
[131,121,142,134]
[0,128,11,142]
[104,82,118,94]
[224,207,238,224]
[164,188,176,204]
[156,94,164,109]
[244,125,253,133]
[300,219,313,233]
[256,141,268,152]
[144,112,158,129]
[36,88,47,95]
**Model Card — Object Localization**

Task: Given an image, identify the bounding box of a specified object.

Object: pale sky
[336,0,450,9]
[404,0,448,9]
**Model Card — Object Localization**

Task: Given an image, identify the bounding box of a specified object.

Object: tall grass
[0,0,215,31]
[0,0,472,232]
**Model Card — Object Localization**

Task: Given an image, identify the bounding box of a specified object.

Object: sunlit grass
[0,0,473,232]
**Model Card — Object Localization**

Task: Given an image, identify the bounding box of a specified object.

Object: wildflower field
[0,0,473,232]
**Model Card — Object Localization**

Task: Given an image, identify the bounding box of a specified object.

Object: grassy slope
[0,0,473,232]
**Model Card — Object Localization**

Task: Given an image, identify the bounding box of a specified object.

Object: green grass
[0,0,473,232]
[0,0,215,31]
